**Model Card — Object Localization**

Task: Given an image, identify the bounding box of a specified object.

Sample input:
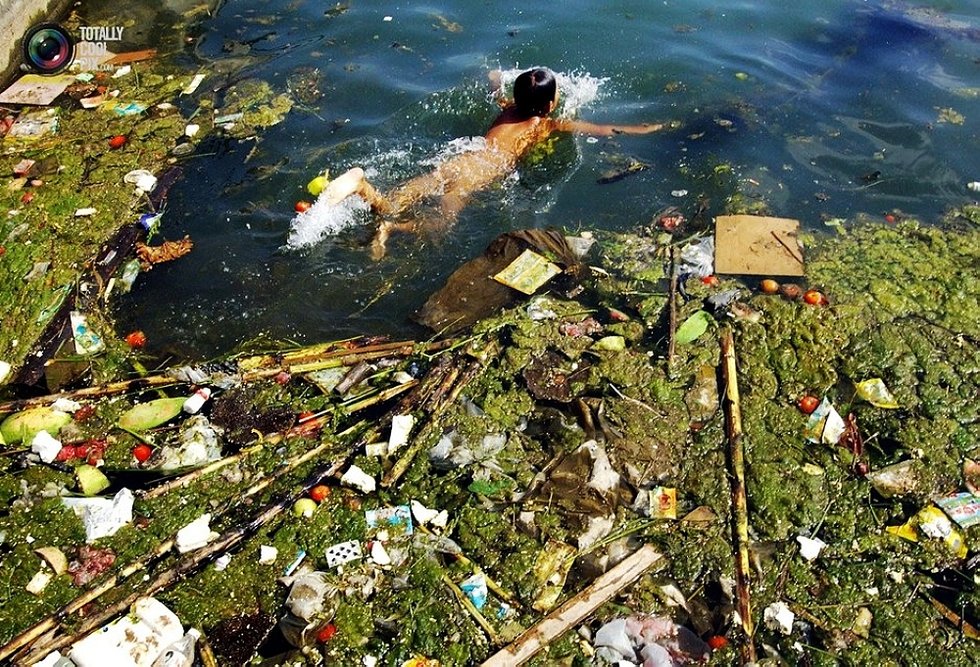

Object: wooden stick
[0,375,181,415]
[667,245,679,366]
[480,544,662,666]
[924,593,980,640]
[0,338,454,416]
[443,573,501,645]
[721,327,757,664]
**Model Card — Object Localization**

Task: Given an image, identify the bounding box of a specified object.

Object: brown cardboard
[714,215,805,276]
[0,74,74,106]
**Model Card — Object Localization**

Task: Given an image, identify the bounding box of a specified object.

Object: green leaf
[118,397,186,431]
[675,310,714,345]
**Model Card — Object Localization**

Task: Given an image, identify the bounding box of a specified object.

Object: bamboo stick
[0,375,180,415]
[480,544,662,666]
[0,338,454,416]
[379,355,455,489]
[667,245,679,367]
[443,573,500,645]
[139,443,264,500]
[139,382,398,502]
[721,327,757,665]
[384,348,491,489]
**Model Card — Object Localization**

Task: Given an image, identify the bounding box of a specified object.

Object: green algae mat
[0,220,977,665]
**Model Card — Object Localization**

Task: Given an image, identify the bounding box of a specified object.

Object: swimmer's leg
[324,167,393,214]
[370,198,464,260]
[369,220,416,261]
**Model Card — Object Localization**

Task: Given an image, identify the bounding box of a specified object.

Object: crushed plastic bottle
[117,259,141,293]
[151,628,200,667]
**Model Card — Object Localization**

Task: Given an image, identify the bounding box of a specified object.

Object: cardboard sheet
[0,74,74,105]
[714,215,805,276]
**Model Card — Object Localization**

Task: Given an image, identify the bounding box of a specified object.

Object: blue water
[109,0,980,358]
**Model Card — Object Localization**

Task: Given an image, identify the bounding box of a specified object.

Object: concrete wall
[0,0,73,84]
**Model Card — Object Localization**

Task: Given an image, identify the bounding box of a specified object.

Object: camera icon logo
[22,23,75,75]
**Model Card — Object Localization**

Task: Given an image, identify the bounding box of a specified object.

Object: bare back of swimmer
[324,68,663,257]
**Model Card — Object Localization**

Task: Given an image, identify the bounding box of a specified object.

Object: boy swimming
[323,67,664,257]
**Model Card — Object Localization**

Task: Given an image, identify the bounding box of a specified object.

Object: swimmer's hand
[488,70,512,108]
[611,123,664,135]
[488,69,503,92]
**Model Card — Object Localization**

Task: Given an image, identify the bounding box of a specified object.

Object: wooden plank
[480,544,662,666]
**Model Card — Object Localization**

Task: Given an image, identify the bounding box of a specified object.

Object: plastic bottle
[182,387,211,414]
[151,628,200,667]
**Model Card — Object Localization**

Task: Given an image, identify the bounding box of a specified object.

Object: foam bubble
[283,192,370,250]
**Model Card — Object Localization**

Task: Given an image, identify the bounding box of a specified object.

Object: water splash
[283,192,370,250]
[424,136,489,166]
[493,67,607,118]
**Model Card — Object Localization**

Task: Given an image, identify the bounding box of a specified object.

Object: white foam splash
[424,136,489,166]
[493,67,607,118]
[284,191,370,250]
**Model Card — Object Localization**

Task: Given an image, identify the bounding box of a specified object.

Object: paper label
[493,249,562,295]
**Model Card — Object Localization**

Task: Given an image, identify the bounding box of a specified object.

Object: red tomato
[309,485,330,503]
[132,444,153,463]
[803,289,827,306]
[316,623,337,642]
[125,330,147,349]
[274,371,291,385]
[108,134,127,149]
[707,635,729,650]
[798,395,820,414]
[0,246,5,256]
[884,214,896,224]
[56,445,77,462]
[700,275,720,287]
[294,200,312,213]
[74,404,96,421]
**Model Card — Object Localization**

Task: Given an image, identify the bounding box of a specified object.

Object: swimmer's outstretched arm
[554,119,664,136]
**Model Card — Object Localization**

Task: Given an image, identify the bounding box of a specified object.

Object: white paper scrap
[31,430,62,463]
[341,464,376,493]
[62,488,134,542]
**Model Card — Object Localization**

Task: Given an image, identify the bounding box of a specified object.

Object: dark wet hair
[513,68,557,117]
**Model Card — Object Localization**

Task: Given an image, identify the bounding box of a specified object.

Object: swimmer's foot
[370,222,390,261]
[324,167,364,205]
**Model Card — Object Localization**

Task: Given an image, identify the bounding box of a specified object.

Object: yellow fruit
[307,174,330,196]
